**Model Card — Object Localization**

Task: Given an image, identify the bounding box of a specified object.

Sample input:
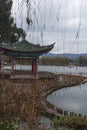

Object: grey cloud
[12,0,87,53]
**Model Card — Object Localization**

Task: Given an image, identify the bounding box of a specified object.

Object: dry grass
[0,79,41,129]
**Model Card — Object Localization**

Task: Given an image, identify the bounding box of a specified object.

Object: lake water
[4,65,87,76]
[47,83,87,116]
[39,65,87,77]
[40,65,87,116]
[38,65,87,128]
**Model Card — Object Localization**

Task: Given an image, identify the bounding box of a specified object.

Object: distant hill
[43,53,87,59]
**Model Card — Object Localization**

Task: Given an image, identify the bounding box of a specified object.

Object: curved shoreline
[40,73,87,118]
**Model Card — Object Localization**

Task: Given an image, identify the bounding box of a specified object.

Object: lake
[38,65,87,128]
[37,65,87,116]
[4,65,87,76]
[47,83,87,116]
[39,65,87,116]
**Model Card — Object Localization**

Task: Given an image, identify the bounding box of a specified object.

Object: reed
[0,78,41,129]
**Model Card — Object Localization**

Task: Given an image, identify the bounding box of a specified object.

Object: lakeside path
[0,71,87,129]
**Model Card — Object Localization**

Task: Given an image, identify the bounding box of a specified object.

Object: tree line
[40,56,87,66]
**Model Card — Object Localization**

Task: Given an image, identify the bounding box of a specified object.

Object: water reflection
[47,83,87,116]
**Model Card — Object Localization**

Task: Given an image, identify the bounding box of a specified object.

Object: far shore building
[0,39,55,78]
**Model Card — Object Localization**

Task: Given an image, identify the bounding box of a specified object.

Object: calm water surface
[39,65,87,76]
[38,66,87,127]
[4,65,87,76]
[47,83,87,115]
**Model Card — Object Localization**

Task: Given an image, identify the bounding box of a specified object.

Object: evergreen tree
[0,0,26,43]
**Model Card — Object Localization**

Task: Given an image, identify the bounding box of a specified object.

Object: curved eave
[0,42,55,54]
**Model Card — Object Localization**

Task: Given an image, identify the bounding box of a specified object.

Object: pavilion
[0,39,55,77]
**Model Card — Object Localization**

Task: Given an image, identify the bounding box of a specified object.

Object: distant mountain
[43,53,87,59]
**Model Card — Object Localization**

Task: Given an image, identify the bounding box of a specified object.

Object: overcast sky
[12,0,87,53]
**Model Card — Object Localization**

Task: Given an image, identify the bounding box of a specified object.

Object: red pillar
[32,59,38,77]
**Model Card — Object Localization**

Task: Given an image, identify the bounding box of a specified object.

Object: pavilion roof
[0,39,55,52]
